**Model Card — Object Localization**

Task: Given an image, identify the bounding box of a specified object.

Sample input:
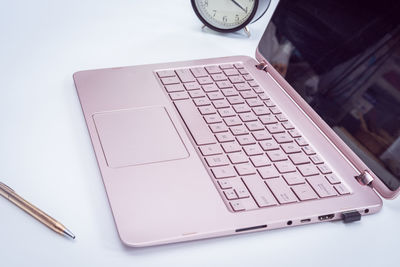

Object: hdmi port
[318,214,335,221]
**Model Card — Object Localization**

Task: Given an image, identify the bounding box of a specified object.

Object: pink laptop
[73,7,400,247]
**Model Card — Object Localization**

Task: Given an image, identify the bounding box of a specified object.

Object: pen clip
[0,182,15,193]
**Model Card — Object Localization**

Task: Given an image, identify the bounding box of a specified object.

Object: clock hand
[230,0,247,13]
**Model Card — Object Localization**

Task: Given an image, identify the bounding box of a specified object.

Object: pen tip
[63,228,76,239]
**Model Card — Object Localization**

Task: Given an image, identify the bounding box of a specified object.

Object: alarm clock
[191,0,271,34]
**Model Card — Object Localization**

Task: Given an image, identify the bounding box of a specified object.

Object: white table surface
[1,1,399,266]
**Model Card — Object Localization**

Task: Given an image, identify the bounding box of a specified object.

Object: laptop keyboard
[156,63,350,212]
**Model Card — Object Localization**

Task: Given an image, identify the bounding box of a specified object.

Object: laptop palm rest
[93,106,189,168]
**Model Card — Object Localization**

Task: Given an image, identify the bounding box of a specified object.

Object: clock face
[193,0,257,31]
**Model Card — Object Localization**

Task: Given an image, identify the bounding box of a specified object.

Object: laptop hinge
[256,60,268,70]
[355,170,374,186]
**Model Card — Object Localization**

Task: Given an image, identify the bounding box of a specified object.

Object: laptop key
[292,183,318,201]
[205,155,229,167]
[190,67,208,78]
[283,172,305,185]
[198,77,214,85]
[199,106,216,115]
[211,73,227,81]
[229,76,245,84]
[258,165,280,179]
[199,144,222,156]
[218,179,232,189]
[205,65,222,74]
[252,130,272,141]
[161,76,180,85]
[325,174,341,184]
[297,164,319,177]
[185,81,201,91]
[265,178,298,204]
[259,114,277,124]
[212,166,236,179]
[228,152,249,164]
[234,83,252,91]
[224,117,242,127]
[218,107,236,117]
[209,123,228,133]
[334,184,350,195]
[235,187,250,198]
[235,163,256,176]
[274,161,296,173]
[224,189,238,200]
[252,106,270,116]
[216,132,235,143]
[227,96,245,105]
[193,98,211,106]
[273,133,292,144]
[317,164,332,174]
[306,175,337,198]
[222,88,238,97]
[157,70,175,78]
[266,150,287,162]
[174,100,216,145]
[289,153,310,165]
[220,63,234,69]
[170,92,189,100]
[242,175,278,207]
[165,84,185,93]
[189,90,205,98]
[266,123,285,134]
[250,155,271,167]
[239,112,257,122]
[295,137,309,146]
[259,140,279,151]
[204,114,222,124]
[216,81,233,89]
[175,69,195,83]
[236,135,256,146]
[230,125,248,136]
[310,155,324,164]
[302,145,316,155]
[230,200,245,211]
[224,69,239,76]
[245,121,264,131]
[281,143,301,154]
[243,144,263,156]
[221,142,241,153]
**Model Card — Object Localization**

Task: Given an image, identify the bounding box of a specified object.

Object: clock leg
[244,26,251,37]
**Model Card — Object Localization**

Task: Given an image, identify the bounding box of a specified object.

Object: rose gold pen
[0,181,75,239]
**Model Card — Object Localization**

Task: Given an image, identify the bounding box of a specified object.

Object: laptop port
[300,218,311,223]
[235,224,267,232]
[318,214,335,221]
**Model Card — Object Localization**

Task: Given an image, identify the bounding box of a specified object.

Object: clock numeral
[213,10,217,17]
[235,14,240,21]
[223,16,227,22]
[204,0,208,7]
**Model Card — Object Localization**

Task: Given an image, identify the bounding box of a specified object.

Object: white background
[0,1,399,266]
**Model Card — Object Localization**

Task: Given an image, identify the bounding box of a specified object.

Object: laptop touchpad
[93,107,189,168]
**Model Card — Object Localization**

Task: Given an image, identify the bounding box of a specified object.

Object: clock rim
[191,0,259,33]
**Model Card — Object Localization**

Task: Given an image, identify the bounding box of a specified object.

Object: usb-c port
[300,218,311,223]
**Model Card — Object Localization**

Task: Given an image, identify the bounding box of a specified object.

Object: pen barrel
[5,191,65,235]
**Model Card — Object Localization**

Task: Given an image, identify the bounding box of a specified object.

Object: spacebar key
[174,100,216,145]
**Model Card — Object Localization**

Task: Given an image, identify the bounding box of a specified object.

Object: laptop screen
[258,0,400,191]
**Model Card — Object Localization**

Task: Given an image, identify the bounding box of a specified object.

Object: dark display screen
[258,0,400,190]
